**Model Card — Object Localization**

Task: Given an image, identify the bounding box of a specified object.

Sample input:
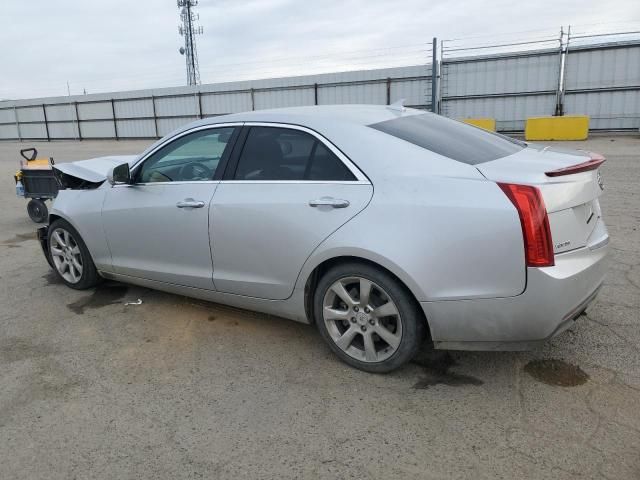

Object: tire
[27,198,48,223]
[313,262,425,373]
[48,219,101,290]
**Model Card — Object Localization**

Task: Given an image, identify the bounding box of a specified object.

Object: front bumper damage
[37,226,54,268]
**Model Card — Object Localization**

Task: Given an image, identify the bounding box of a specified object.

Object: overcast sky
[2,0,639,99]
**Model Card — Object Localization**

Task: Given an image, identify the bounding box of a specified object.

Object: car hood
[53,155,138,183]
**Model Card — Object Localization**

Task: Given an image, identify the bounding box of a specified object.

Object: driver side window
[136,127,235,183]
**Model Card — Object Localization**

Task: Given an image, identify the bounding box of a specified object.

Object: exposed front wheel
[48,219,101,289]
[314,262,425,373]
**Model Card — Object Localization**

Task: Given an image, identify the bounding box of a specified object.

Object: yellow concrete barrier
[525,115,589,141]
[460,118,496,131]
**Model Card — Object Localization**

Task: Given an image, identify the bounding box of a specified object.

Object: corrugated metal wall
[0,64,432,140]
[563,41,640,130]
[0,39,638,140]
[440,49,561,131]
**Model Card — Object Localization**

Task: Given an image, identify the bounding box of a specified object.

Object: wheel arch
[47,212,84,241]
[48,212,62,225]
[302,254,432,341]
[47,213,100,266]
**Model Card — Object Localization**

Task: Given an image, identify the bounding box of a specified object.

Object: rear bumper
[421,241,608,351]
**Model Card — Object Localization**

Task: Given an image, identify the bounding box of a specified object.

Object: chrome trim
[235,121,369,184]
[112,179,369,187]
[219,180,370,185]
[130,122,244,172]
[112,180,220,188]
[130,121,370,185]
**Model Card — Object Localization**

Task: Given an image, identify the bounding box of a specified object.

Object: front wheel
[313,262,425,373]
[48,219,101,289]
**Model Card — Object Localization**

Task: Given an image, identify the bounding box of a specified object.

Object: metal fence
[439,30,640,132]
[1,29,639,140]
[0,64,433,141]
[439,47,563,131]
[562,40,640,130]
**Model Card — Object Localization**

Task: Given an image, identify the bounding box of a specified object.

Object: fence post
[42,104,50,142]
[314,83,318,105]
[111,99,119,141]
[438,39,445,116]
[431,37,438,113]
[386,78,391,105]
[151,96,159,138]
[73,102,81,140]
[554,27,565,116]
[250,88,255,111]
[197,91,204,119]
[558,26,571,116]
[14,106,21,141]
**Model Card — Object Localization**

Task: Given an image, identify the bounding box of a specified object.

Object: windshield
[369,113,524,165]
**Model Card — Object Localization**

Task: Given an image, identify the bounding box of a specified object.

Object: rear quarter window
[369,113,524,165]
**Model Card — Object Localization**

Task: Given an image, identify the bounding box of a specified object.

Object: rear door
[210,124,373,300]
[102,125,239,289]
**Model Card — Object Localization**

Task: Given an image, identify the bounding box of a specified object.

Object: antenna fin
[387,99,406,112]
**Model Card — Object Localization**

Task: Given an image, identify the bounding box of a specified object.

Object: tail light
[498,183,554,267]
[545,152,605,177]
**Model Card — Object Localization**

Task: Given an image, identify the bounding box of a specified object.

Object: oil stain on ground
[67,283,129,315]
[0,337,57,364]
[0,232,35,247]
[42,271,63,285]
[524,359,589,386]
[412,352,483,389]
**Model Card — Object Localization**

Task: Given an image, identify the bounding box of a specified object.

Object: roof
[133,104,484,185]
[186,104,426,132]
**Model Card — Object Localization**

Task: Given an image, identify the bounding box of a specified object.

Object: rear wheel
[27,198,48,223]
[314,262,425,373]
[48,219,101,289]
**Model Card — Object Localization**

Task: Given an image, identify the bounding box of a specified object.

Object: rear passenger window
[369,113,524,165]
[234,127,356,181]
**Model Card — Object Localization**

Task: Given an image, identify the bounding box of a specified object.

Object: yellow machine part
[20,158,52,170]
[525,115,590,141]
[460,118,497,131]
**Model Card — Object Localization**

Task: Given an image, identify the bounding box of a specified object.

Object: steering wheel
[179,161,213,181]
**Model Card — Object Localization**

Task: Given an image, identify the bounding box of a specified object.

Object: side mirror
[107,162,131,185]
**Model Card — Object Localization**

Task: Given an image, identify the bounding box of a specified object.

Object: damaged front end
[52,155,138,189]
[39,155,138,265]
[37,226,54,268]
[53,168,105,190]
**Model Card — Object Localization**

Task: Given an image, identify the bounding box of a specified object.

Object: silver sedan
[39,105,608,372]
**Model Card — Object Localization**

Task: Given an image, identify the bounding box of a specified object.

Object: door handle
[176,199,205,209]
[309,197,350,208]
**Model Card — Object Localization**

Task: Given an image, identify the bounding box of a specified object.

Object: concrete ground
[0,135,638,479]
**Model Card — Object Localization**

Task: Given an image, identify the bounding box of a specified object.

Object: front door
[102,125,238,289]
[210,125,373,300]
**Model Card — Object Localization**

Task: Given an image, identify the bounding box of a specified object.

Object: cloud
[1,0,638,99]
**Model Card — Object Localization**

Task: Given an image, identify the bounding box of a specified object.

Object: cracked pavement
[0,136,638,479]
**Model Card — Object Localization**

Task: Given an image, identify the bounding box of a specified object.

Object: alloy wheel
[322,276,403,363]
[50,228,83,284]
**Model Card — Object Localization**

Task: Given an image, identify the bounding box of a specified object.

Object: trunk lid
[477,144,606,254]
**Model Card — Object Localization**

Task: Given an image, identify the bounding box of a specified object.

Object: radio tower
[178,0,202,86]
